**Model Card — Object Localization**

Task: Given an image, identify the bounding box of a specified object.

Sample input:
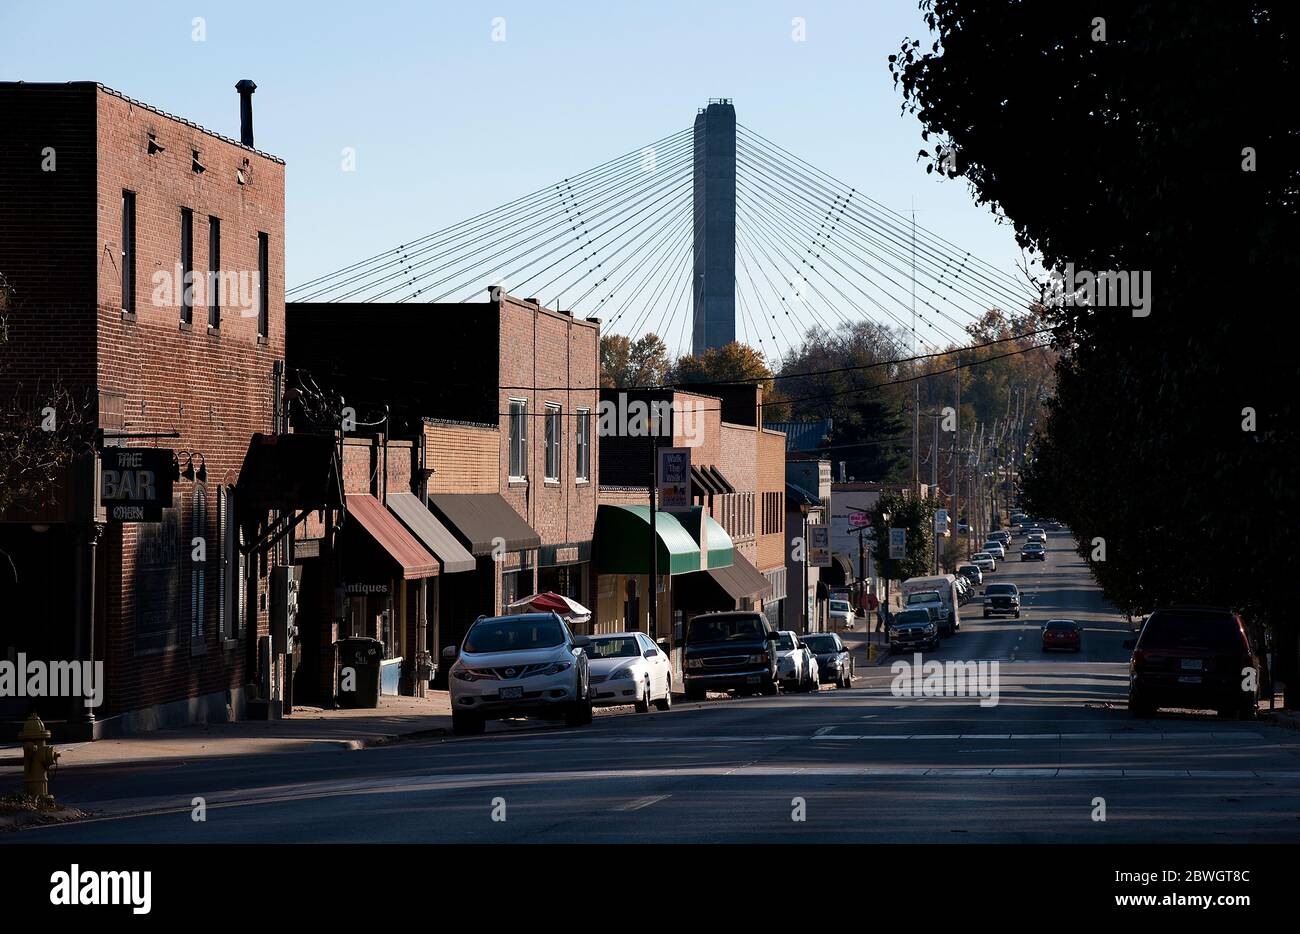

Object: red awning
[344,494,438,580]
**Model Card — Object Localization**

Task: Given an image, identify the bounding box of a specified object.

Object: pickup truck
[983,583,1022,619]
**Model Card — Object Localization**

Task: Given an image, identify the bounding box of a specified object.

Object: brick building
[0,81,286,737]
[286,290,600,664]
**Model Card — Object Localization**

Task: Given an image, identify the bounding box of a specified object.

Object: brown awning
[344,494,438,579]
[387,491,476,574]
[703,552,773,601]
[427,493,541,556]
[706,465,735,494]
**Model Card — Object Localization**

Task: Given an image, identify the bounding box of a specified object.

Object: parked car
[983,583,1021,618]
[1041,619,1082,652]
[991,530,1012,545]
[829,599,855,631]
[443,612,593,735]
[982,541,1006,559]
[888,608,940,653]
[775,630,820,692]
[971,552,996,573]
[683,611,780,701]
[586,631,672,712]
[1020,541,1046,561]
[957,563,983,587]
[801,632,854,688]
[1126,606,1259,719]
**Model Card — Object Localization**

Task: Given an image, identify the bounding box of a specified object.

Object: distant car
[982,541,1006,559]
[991,530,1012,545]
[829,599,854,631]
[1020,541,1046,561]
[1026,528,1047,543]
[443,612,593,735]
[971,552,996,573]
[887,608,939,653]
[1126,606,1259,719]
[957,564,983,587]
[1045,521,1061,531]
[775,630,819,692]
[801,632,854,688]
[1041,619,1082,652]
[586,632,673,711]
[983,583,1021,618]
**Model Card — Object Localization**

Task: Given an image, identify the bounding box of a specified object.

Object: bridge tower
[691,100,736,355]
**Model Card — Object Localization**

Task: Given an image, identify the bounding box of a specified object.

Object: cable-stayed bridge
[288,101,1036,362]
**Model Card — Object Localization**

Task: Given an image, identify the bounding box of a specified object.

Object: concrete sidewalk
[1,693,454,771]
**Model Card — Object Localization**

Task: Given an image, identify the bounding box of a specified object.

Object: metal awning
[705,465,735,494]
[386,491,476,574]
[344,494,438,580]
[691,465,721,496]
[676,505,734,570]
[427,493,541,556]
[593,504,700,575]
[674,552,773,606]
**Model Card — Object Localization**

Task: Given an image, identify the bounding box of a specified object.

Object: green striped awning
[593,504,700,575]
[675,506,735,570]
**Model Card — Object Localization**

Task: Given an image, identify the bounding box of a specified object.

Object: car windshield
[973,553,990,560]
[986,584,1018,595]
[830,601,851,612]
[984,542,1000,548]
[802,635,838,653]
[958,566,978,574]
[689,615,766,644]
[907,591,941,603]
[894,609,931,625]
[464,616,565,653]
[776,633,797,650]
[587,636,640,659]
[1140,612,1245,651]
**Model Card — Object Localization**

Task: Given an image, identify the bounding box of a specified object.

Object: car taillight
[1131,649,1146,666]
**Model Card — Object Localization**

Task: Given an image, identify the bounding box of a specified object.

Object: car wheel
[452,711,485,736]
[686,684,706,702]
[761,675,779,696]
[1015,610,1021,618]
[1129,694,1155,718]
[983,610,989,618]
[635,676,652,713]
[654,675,673,711]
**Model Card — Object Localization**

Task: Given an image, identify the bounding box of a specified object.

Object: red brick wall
[1,83,288,720]
[757,427,787,573]
[496,296,598,547]
[719,422,758,566]
[424,420,498,495]
[0,83,98,399]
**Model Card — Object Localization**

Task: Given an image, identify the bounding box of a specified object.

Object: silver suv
[442,612,593,735]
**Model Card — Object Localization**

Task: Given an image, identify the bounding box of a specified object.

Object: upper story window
[121,191,136,314]
[180,208,194,324]
[257,232,269,339]
[574,408,590,482]
[544,403,562,482]
[509,399,528,480]
[208,216,221,329]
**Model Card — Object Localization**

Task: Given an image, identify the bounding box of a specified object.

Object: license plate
[747,675,761,684]
[1178,675,1201,684]
[1181,659,1203,670]
[499,686,523,700]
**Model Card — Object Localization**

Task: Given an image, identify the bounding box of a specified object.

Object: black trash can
[336,636,383,708]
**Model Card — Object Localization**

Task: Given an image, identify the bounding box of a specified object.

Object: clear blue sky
[2,0,1032,348]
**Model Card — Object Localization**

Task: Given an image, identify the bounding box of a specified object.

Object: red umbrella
[507,591,593,622]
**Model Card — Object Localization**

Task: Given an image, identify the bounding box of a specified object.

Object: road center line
[614,794,671,812]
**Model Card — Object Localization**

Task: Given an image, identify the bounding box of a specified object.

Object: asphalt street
[8,531,1300,843]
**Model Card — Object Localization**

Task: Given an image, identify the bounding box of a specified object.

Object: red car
[1041,619,1082,652]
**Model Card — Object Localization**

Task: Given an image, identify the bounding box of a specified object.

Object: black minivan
[1125,606,1259,719]
[683,611,779,701]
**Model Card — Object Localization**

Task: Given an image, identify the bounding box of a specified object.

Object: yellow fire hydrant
[19,713,59,805]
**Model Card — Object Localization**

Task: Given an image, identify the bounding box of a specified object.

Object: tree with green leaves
[600,332,671,388]
[891,1,1300,702]
[865,490,939,584]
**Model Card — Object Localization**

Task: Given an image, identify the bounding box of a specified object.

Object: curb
[1259,710,1300,732]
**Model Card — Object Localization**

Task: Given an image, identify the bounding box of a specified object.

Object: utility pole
[952,353,960,569]
[931,413,939,574]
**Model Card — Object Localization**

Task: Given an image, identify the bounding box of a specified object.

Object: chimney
[235,79,257,147]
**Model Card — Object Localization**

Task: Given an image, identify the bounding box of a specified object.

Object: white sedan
[982,541,1006,559]
[586,632,673,712]
[775,630,820,692]
[971,552,997,573]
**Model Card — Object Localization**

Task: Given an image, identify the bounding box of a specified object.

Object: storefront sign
[848,511,871,529]
[807,524,831,566]
[657,447,691,511]
[101,448,174,522]
[343,583,389,595]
